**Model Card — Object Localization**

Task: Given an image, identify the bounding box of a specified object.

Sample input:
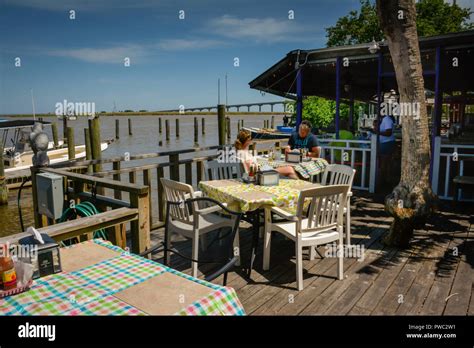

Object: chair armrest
[348,191,353,197]
[270,206,298,222]
[204,256,238,283]
[196,204,226,215]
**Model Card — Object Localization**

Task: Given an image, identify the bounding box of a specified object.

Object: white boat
[4,142,109,174]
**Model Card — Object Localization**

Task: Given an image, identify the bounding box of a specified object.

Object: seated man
[285,120,321,158]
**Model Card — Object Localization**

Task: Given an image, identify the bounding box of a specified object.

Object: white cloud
[157,39,223,51]
[48,45,147,63]
[208,15,309,43]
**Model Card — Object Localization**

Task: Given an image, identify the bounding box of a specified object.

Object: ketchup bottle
[0,255,17,291]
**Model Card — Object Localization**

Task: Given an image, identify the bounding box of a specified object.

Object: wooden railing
[30,166,150,253]
[48,142,287,230]
[0,208,139,248]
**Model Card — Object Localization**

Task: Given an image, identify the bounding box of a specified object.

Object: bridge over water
[158,101,293,113]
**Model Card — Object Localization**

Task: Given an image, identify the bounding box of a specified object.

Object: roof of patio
[249,30,474,102]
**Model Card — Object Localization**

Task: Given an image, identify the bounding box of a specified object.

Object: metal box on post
[36,172,64,220]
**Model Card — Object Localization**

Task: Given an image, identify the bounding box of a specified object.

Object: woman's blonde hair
[235,129,251,150]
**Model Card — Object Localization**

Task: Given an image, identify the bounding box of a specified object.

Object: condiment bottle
[0,255,17,291]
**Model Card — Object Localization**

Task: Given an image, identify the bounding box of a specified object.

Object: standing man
[286,120,321,158]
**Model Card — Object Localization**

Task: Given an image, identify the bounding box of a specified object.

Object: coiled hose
[59,201,108,245]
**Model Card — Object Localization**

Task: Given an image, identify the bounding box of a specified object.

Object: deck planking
[147,192,473,315]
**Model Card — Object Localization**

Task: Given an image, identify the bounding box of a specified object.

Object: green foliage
[289,96,363,130]
[326,0,473,47]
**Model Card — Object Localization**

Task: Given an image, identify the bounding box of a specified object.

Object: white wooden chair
[263,184,350,290]
[202,159,244,264]
[320,164,355,247]
[203,159,243,181]
[161,178,237,278]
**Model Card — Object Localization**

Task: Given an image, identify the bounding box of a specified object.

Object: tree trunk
[376,0,437,248]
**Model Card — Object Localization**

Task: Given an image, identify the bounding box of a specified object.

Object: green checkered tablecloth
[0,239,245,316]
[199,179,319,214]
[257,156,328,179]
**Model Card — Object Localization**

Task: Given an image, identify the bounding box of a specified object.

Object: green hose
[58,201,108,245]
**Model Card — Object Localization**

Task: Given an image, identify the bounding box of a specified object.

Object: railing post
[130,189,150,254]
[113,161,122,199]
[369,135,377,193]
[431,136,441,194]
[0,146,8,206]
[30,166,43,228]
[170,153,180,181]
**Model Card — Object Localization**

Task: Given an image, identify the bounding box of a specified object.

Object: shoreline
[2,111,290,118]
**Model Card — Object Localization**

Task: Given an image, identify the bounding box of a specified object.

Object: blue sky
[0,0,472,114]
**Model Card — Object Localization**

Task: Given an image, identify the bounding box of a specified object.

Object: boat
[4,142,109,174]
[1,119,111,187]
[242,126,293,140]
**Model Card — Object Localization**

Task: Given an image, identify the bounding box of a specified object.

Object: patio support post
[335,56,341,139]
[296,68,303,129]
[430,46,442,183]
[349,91,355,132]
[375,52,383,191]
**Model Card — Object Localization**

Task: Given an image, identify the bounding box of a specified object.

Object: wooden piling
[175,119,180,137]
[115,119,120,139]
[84,128,92,173]
[217,104,226,145]
[165,119,170,141]
[226,117,231,140]
[63,117,68,142]
[67,127,75,160]
[201,118,205,135]
[271,115,275,129]
[128,118,132,136]
[51,122,59,148]
[194,117,198,144]
[158,117,162,133]
[89,117,102,173]
[0,146,8,205]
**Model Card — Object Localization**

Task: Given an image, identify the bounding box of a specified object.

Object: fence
[319,137,377,192]
[431,136,474,201]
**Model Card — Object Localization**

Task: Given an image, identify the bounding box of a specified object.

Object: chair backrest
[204,159,243,181]
[160,178,196,224]
[321,164,356,189]
[296,185,350,234]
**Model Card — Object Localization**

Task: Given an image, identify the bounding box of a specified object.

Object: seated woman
[234,129,298,179]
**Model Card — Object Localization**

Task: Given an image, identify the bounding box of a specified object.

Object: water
[0,114,285,237]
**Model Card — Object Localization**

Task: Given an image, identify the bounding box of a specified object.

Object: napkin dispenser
[18,229,62,279]
[256,169,280,186]
[286,150,301,163]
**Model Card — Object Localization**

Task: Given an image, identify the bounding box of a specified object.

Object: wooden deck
[148,191,474,315]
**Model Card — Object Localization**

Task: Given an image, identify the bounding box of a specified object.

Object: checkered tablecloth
[0,239,245,316]
[257,157,328,179]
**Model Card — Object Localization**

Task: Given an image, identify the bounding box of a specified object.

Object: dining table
[199,178,321,278]
[256,155,328,180]
[0,239,245,316]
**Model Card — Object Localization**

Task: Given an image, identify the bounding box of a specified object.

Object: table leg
[247,210,260,279]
